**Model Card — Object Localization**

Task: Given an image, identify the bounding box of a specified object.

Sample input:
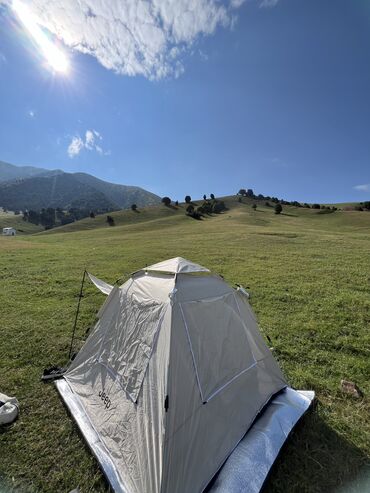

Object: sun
[12,0,70,74]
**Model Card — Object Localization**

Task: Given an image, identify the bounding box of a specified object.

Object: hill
[0,194,369,493]
[72,172,161,209]
[0,162,161,212]
[0,160,62,182]
[0,210,43,234]
[41,194,370,235]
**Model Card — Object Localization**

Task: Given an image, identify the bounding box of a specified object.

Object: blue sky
[0,0,369,203]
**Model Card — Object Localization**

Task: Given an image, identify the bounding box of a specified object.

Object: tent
[56,257,313,493]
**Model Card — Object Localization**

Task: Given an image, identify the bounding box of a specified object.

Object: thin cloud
[67,129,109,158]
[260,0,279,8]
[3,0,247,79]
[0,52,6,64]
[28,110,35,118]
[353,184,370,192]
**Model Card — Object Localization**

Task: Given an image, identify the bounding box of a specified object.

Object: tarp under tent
[56,257,314,493]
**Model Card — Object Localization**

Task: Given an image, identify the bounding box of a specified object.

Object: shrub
[185,195,191,203]
[252,204,257,210]
[238,189,246,196]
[275,204,282,214]
[212,201,226,214]
[201,201,213,214]
[107,215,115,226]
[89,211,95,218]
[131,204,137,211]
[265,201,271,207]
[312,204,321,209]
[175,200,179,206]
[210,193,215,200]
[203,195,207,200]
[185,204,202,220]
[238,197,242,203]
[161,197,171,206]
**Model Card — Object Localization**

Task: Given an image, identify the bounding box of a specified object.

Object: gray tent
[57,257,312,493]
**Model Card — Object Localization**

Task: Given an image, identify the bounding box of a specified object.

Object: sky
[0,0,369,203]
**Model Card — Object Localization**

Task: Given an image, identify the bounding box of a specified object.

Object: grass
[0,212,43,235]
[0,197,369,493]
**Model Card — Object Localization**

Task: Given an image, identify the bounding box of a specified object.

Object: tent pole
[68,269,87,361]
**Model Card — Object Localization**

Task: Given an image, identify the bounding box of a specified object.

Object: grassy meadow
[0,197,369,492]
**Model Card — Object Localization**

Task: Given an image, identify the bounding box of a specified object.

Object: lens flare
[12,0,69,74]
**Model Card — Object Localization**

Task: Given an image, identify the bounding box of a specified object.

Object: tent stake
[68,269,87,361]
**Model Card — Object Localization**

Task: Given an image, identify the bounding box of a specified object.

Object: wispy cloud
[3,0,248,79]
[0,52,6,64]
[230,0,246,8]
[353,183,370,192]
[28,110,35,118]
[67,129,108,158]
[259,0,279,8]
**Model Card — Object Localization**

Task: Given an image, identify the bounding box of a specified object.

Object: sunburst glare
[12,0,69,74]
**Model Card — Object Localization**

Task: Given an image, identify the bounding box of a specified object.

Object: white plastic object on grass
[0,392,19,425]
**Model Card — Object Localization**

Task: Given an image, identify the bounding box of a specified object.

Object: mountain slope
[0,160,62,182]
[0,173,116,211]
[0,162,161,211]
[72,172,160,208]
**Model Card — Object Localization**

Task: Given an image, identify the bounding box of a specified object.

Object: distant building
[2,227,16,236]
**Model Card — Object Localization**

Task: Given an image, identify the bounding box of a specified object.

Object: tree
[175,200,179,206]
[275,204,282,215]
[89,211,95,218]
[210,193,215,200]
[161,197,171,206]
[252,204,257,211]
[186,204,202,220]
[107,215,115,226]
[203,194,207,200]
[246,189,254,197]
[131,204,137,211]
[185,195,191,203]
[238,189,246,196]
[28,210,40,225]
[39,208,56,229]
[312,204,321,209]
[212,201,226,213]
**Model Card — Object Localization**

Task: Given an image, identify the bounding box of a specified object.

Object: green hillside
[41,195,370,235]
[0,211,43,234]
[0,197,369,493]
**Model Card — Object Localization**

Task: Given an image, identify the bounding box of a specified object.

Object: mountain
[72,172,160,209]
[0,162,161,211]
[0,160,62,182]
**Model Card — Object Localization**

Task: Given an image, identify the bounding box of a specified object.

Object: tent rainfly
[56,257,314,493]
